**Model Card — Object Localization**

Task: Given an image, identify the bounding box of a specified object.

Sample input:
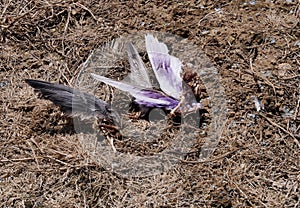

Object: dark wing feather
[25,79,118,123]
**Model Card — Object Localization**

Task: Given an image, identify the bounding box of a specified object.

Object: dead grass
[1,0,299,207]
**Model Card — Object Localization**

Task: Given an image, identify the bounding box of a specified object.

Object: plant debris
[0,0,299,207]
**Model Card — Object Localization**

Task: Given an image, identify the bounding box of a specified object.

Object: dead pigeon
[26,34,205,127]
[91,34,204,117]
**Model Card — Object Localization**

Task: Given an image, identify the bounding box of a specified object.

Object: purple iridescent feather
[90,73,179,109]
[145,34,183,100]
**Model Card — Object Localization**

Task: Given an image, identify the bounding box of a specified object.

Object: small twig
[98,124,119,152]
[294,96,300,121]
[107,137,116,153]
[46,155,71,166]
[281,75,300,80]
[64,7,71,35]
[286,181,298,199]
[74,2,99,22]
[0,0,11,19]
[198,11,216,25]
[0,157,44,163]
[98,124,119,131]
[59,64,72,86]
[259,113,300,148]
[180,148,239,164]
[26,139,41,171]
[250,58,276,94]
[0,9,32,29]
[231,181,250,200]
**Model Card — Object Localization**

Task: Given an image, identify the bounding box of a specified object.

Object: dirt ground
[1,0,299,207]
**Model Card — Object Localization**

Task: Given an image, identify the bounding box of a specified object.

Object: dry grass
[1,0,299,207]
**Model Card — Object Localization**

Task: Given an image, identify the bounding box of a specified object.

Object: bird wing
[25,79,117,122]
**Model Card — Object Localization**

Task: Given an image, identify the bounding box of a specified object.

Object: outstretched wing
[145,34,183,100]
[91,73,178,109]
[25,79,118,123]
[126,42,152,88]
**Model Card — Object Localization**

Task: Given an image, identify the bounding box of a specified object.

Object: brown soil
[1,1,299,207]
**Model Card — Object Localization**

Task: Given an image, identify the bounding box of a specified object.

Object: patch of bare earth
[1,1,299,207]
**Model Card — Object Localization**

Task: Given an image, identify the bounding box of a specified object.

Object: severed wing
[145,34,183,100]
[25,79,118,123]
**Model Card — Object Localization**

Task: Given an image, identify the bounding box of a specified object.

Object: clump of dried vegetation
[0,0,299,207]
